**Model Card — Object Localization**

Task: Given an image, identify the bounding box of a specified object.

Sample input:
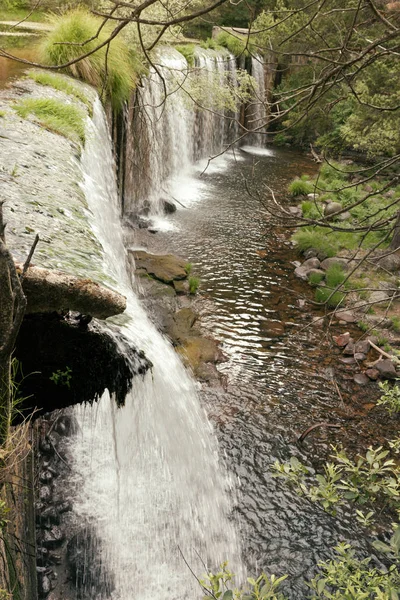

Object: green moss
[28,71,92,110]
[288,178,313,197]
[39,8,142,110]
[13,98,86,143]
[175,44,196,67]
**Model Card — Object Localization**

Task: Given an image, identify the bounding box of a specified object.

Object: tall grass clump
[39,8,141,110]
[288,178,313,196]
[28,71,92,109]
[325,264,346,288]
[293,228,337,257]
[13,98,86,143]
[315,286,345,307]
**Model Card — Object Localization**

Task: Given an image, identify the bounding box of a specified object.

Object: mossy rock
[131,251,188,284]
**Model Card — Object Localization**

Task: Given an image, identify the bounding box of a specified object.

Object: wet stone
[333,332,351,347]
[302,257,320,270]
[40,471,54,484]
[365,368,380,381]
[40,486,52,503]
[343,340,355,356]
[354,373,370,386]
[38,573,52,596]
[340,356,356,365]
[354,353,366,361]
[42,526,65,548]
[56,500,72,514]
[355,340,370,355]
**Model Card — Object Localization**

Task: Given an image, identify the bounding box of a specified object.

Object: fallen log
[15,263,126,319]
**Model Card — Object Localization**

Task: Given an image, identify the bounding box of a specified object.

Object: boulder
[320,257,349,271]
[337,211,351,221]
[42,526,64,548]
[365,367,379,381]
[337,311,357,323]
[355,340,370,355]
[307,268,325,281]
[131,251,187,284]
[375,359,397,380]
[294,266,309,281]
[324,202,343,217]
[302,257,321,269]
[304,248,318,259]
[161,198,177,214]
[369,291,389,304]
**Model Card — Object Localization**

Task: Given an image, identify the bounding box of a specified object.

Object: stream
[133,146,375,596]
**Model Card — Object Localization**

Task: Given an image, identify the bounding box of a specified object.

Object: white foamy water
[64,98,244,600]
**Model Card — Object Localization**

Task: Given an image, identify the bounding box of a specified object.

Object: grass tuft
[175,44,195,67]
[28,71,92,110]
[315,287,345,307]
[288,178,313,197]
[39,8,142,110]
[189,276,200,295]
[325,264,346,288]
[13,98,86,143]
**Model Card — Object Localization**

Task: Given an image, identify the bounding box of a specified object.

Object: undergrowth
[13,98,86,143]
[28,71,92,109]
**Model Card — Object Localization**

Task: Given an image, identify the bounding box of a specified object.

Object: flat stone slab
[132,250,188,284]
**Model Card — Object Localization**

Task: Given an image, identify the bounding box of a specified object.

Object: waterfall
[64,98,243,599]
[247,55,267,147]
[123,48,243,217]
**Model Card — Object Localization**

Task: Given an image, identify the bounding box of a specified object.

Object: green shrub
[288,178,313,196]
[28,71,92,109]
[319,161,349,183]
[189,276,199,294]
[13,98,86,143]
[200,37,222,51]
[315,287,345,307]
[301,200,323,219]
[325,264,346,288]
[293,228,337,257]
[309,271,324,287]
[216,31,250,56]
[391,316,400,332]
[39,8,141,110]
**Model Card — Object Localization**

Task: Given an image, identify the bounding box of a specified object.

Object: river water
[133,145,374,596]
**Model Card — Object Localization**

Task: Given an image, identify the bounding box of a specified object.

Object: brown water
[138,145,391,597]
[0,45,37,89]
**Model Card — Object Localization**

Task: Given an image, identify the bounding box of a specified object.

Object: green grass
[309,271,325,286]
[293,228,338,257]
[0,111,5,118]
[39,8,142,110]
[175,44,196,67]
[185,262,193,275]
[358,321,369,332]
[189,276,200,295]
[293,225,390,256]
[288,178,313,197]
[1,9,46,22]
[390,316,400,333]
[315,287,345,307]
[200,38,223,51]
[13,98,86,143]
[301,200,323,219]
[325,264,346,288]
[28,71,92,109]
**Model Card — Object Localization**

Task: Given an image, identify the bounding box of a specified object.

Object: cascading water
[123,48,244,217]
[64,98,244,599]
[247,55,266,147]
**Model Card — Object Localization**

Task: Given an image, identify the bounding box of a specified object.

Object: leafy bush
[13,98,86,143]
[377,382,400,416]
[288,178,313,197]
[28,71,92,109]
[39,8,141,110]
[216,31,251,56]
[201,562,288,600]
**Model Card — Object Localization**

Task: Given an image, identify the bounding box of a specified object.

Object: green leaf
[222,591,233,600]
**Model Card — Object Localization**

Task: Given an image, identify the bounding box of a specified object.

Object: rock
[40,486,53,503]
[161,198,177,214]
[336,310,357,323]
[385,189,396,198]
[288,206,302,217]
[40,506,60,525]
[307,193,319,200]
[173,279,190,294]
[355,340,370,355]
[320,257,349,271]
[354,373,369,385]
[364,184,373,192]
[337,211,351,221]
[365,368,380,381]
[294,266,309,281]
[177,336,221,373]
[333,332,351,347]
[324,202,343,216]
[131,251,187,284]
[17,263,126,319]
[38,573,52,596]
[260,320,285,336]
[304,248,318,259]
[302,257,321,269]
[40,471,53,484]
[54,415,78,436]
[317,250,329,262]
[354,353,366,361]
[343,340,355,355]
[56,501,72,514]
[42,526,64,548]
[369,291,389,304]
[375,359,397,380]
[340,356,356,365]
[307,268,325,281]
